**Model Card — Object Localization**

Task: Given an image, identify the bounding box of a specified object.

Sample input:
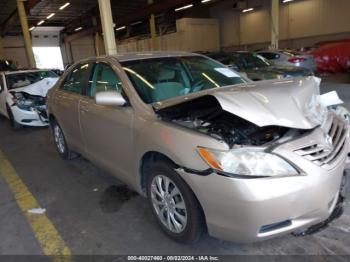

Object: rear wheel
[146,161,205,244]
[51,120,77,160]
[6,104,22,129]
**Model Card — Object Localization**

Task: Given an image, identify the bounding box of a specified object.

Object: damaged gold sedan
[47,52,349,243]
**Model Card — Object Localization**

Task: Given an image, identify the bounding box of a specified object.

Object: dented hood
[154,77,322,129]
[12,77,59,97]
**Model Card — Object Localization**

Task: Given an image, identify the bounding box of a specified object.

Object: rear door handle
[80,106,88,113]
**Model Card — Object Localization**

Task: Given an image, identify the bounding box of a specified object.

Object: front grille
[294,114,348,167]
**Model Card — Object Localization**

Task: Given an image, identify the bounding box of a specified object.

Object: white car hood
[12,77,59,97]
[155,77,328,129]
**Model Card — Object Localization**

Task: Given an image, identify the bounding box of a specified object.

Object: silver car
[257,49,317,72]
[47,52,349,243]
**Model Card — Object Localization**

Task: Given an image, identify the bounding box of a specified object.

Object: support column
[98,0,117,55]
[94,32,101,56]
[0,37,5,59]
[148,0,157,51]
[270,0,279,49]
[16,0,36,68]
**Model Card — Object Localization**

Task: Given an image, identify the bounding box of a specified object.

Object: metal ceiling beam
[64,0,195,43]
[1,9,18,36]
[25,0,42,11]
[1,0,41,36]
[115,0,194,26]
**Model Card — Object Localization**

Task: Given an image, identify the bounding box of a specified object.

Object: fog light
[259,220,292,234]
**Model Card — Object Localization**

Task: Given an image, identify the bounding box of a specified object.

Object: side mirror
[95,91,126,106]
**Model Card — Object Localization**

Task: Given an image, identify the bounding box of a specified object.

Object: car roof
[66,51,206,70]
[111,51,201,62]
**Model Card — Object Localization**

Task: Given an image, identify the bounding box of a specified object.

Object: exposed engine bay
[11,91,48,120]
[157,96,306,148]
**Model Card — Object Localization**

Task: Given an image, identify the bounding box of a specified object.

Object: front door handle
[80,99,89,113]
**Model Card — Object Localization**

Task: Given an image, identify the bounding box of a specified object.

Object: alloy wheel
[150,175,187,233]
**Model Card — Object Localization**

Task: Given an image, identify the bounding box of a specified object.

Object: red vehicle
[312,40,350,74]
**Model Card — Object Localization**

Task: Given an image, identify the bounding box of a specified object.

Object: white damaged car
[0,70,59,128]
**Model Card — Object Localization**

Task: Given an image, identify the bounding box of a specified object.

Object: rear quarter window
[60,63,90,94]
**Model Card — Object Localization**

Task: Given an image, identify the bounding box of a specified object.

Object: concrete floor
[0,77,350,256]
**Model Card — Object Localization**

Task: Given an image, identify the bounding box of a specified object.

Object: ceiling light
[242,8,254,13]
[282,0,294,2]
[201,0,212,3]
[175,4,193,12]
[46,13,55,19]
[74,27,83,32]
[29,26,35,31]
[37,20,45,25]
[116,26,126,31]
[131,21,142,26]
[59,2,70,10]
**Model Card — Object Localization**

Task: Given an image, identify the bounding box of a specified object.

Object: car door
[79,61,134,184]
[53,62,91,152]
[0,74,7,116]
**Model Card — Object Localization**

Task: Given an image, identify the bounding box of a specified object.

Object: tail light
[288,57,306,63]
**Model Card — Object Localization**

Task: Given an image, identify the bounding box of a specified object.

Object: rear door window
[61,63,90,94]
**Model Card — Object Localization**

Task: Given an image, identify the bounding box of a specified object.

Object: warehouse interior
[1,0,350,67]
[0,0,350,260]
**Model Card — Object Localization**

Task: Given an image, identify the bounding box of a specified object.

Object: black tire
[146,160,205,244]
[6,104,22,129]
[50,119,77,160]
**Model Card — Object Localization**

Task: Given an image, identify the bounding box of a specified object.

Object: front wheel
[146,161,205,244]
[6,105,22,129]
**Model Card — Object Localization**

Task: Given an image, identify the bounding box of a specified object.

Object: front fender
[132,118,228,191]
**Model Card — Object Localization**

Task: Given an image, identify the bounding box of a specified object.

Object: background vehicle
[0,59,16,71]
[51,69,64,76]
[207,51,313,81]
[0,69,59,128]
[311,41,350,74]
[47,52,348,244]
[257,49,317,72]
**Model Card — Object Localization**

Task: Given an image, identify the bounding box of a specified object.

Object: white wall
[211,0,350,49]
[1,36,28,68]
[2,33,68,69]
[70,35,96,61]
[117,18,220,52]
[210,2,240,47]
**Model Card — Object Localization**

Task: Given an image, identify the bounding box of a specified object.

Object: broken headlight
[334,106,350,124]
[12,92,38,111]
[197,147,299,178]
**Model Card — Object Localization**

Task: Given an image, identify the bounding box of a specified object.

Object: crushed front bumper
[11,105,49,127]
[176,141,349,243]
